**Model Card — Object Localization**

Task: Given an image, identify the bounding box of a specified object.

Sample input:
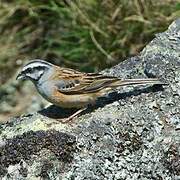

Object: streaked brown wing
[55,68,119,94]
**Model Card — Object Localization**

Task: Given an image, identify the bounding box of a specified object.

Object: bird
[16,59,163,123]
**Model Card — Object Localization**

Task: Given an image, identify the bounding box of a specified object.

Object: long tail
[110,78,164,87]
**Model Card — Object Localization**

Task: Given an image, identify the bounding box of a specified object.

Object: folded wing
[55,68,119,94]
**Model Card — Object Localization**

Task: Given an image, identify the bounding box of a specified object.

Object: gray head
[16,59,53,82]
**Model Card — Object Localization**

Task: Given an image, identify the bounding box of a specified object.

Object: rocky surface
[0,19,180,179]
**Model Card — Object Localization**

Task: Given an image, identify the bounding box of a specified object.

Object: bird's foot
[52,107,87,124]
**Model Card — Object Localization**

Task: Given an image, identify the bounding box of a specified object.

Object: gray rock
[0,19,180,179]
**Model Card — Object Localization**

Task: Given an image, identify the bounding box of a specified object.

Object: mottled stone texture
[0,19,180,179]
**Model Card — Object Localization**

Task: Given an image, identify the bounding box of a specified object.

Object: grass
[0,0,179,84]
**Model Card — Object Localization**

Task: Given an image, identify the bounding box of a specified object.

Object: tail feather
[110,78,164,87]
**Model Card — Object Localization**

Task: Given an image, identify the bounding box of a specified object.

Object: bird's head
[16,59,53,83]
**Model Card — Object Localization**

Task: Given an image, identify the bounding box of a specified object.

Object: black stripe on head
[19,59,54,81]
[22,59,53,74]
[25,59,53,67]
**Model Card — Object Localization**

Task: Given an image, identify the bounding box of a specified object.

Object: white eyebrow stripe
[22,63,49,72]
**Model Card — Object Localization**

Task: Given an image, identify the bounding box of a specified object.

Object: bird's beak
[16,72,26,80]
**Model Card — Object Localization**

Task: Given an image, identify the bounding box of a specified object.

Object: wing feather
[54,68,119,94]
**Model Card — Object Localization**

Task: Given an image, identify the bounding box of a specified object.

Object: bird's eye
[28,68,33,73]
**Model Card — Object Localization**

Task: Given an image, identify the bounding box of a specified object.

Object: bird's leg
[59,107,87,123]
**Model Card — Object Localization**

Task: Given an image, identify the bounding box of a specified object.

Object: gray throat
[36,68,54,86]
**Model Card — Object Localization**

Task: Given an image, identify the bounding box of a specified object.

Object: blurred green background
[0,0,179,120]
